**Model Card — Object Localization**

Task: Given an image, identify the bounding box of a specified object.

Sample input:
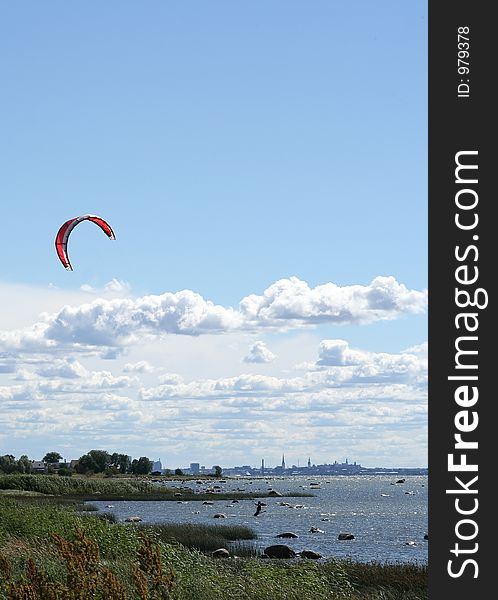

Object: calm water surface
[89,475,428,564]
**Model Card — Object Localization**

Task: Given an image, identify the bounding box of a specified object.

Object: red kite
[55,215,115,270]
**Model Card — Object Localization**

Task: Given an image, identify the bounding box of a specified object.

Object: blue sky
[0,2,427,468]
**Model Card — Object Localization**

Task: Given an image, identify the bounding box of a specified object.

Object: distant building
[261,459,265,475]
[31,461,47,473]
[152,459,163,473]
[190,463,200,474]
[307,457,311,468]
[281,454,286,470]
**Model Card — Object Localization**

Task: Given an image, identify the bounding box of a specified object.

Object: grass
[0,474,156,496]
[0,496,427,600]
[0,489,46,497]
[138,523,258,554]
[0,474,312,501]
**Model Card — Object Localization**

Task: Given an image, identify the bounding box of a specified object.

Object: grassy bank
[0,474,312,502]
[0,497,427,599]
[138,523,258,556]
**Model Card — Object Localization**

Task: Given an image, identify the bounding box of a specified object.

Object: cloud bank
[0,276,427,354]
[0,335,427,467]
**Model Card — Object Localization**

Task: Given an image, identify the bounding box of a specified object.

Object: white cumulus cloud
[316,339,427,385]
[123,360,154,373]
[36,359,88,379]
[243,341,276,363]
[239,276,427,326]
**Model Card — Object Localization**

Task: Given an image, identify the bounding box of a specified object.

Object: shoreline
[0,495,427,599]
[0,474,428,598]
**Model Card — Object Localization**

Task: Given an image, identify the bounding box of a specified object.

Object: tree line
[0,450,154,476]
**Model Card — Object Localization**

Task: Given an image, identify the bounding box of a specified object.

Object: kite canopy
[55,214,115,270]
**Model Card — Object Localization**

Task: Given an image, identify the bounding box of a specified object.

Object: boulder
[212,548,230,558]
[231,499,239,503]
[424,534,429,540]
[268,490,283,497]
[300,550,322,560]
[264,544,297,559]
[202,501,214,505]
[337,532,354,540]
[125,516,142,523]
[396,478,406,484]
[309,527,324,533]
[213,513,227,518]
[276,532,299,539]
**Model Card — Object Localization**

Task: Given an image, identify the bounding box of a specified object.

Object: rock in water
[268,490,283,497]
[276,532,299,538]
[213,513,227,518]
[125,516,142,523]
[337,532,355,540]
[300,550,322,559]
[264,544,296,559]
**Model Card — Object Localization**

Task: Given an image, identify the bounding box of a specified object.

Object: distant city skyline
[27,451,426,472]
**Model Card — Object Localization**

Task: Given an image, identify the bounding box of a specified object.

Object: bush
[57,467,73,477]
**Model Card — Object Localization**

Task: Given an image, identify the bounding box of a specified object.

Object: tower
[281,454,286,470]
[307,456,311,468]
[261,458,265,474]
